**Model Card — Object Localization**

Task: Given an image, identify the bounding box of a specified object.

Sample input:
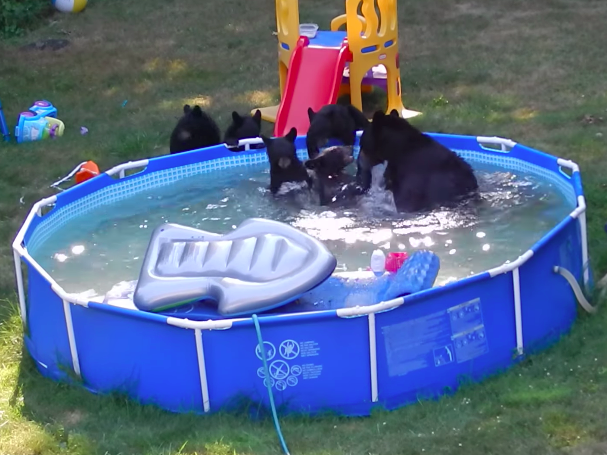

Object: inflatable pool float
[133,218,337,316]
[280,250,440,313]
[101,219,441,319]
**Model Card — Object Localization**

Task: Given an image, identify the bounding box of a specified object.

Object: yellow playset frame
[253,0,419,124]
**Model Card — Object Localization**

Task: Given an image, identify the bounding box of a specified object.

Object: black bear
[223,110,263,148]
[304,145,356,206]
[306,104,369,159]
[169,105,221,154]
[262,127,313,195]
[357,110,479,212]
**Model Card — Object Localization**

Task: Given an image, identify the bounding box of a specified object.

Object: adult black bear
[306,104,369,159]
[304,145,356,206]
[223,110,262,147]
[169,105,221,154]
[357,110,479,212]
[262,127,313,195]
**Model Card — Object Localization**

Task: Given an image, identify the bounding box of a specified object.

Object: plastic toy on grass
[29,100,58,118]
[51,160,100,192]
[75,161,100,183]
[52,0,88,13]
[253,0,420,136]
[15,111,65,143]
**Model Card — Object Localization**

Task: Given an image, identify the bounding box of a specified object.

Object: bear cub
[169,105,221,154]
[358,110,479,212]
[305,145,357,206]
[306,104,369,159]
[305,145,355,205]
[223,110,263,148]
[262,127,313,195]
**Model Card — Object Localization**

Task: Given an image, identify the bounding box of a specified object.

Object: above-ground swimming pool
[13,132,590,416]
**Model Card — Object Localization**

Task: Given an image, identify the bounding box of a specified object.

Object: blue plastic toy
[28,100,58,118]
[280,250,441,313]
[13,100,64,144]
[0,99,9,142]
[157,249,440,319]
[15,100,64,144]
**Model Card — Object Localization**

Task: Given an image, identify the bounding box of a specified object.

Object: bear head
[261,127,300,170]
[224,110,262,147]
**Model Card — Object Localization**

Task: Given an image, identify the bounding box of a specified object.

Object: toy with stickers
[14,100,65,143]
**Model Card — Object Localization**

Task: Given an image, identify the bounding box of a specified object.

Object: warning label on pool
[255,339,322,391]
[300,341,320,357]
[301,364,322,379]
[382,297,489,377]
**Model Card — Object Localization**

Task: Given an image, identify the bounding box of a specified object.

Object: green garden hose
[252,314,291,455]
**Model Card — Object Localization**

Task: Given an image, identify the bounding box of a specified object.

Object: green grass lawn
[2,0,607,453]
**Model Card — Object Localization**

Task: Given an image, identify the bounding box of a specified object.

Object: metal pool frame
[11,133,590,416]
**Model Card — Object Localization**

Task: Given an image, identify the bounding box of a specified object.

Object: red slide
[274,36,352,138]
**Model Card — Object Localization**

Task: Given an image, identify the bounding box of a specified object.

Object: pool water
[32,156,574,299]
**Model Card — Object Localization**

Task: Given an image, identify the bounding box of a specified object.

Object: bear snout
[278,157,292,169]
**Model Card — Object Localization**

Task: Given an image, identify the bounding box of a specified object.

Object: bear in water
[357,110,479,212]
[262,127,313,195]
[304,145,357,206]
[169,105,221,154]
[306,104,369,159]
[223,110,262,148]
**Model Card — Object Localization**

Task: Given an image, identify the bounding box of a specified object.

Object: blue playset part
[0,99,9,142]
[133,219,338,316]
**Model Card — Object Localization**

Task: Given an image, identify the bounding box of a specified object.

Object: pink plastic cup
[385,252,409,272]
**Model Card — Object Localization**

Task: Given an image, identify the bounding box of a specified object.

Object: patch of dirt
[449,2,494,18]
[564,441,607,455]
[61,410,85,426]
[581,114,604,125]
[21,39,70,51]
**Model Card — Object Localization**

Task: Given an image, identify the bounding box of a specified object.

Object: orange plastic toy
[75,161,100,184]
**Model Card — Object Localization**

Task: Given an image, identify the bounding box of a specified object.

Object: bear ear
[307,107,316,122]
[285,127,297,143]
[253,109,262,125]
[183,104,192,114]
[389,109,400,118]
[372,110,385,125]
[231,111,243,125]
[261,134,272,148]
[191,105,203,117]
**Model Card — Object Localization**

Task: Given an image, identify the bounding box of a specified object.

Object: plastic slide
[273,36,351,138]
